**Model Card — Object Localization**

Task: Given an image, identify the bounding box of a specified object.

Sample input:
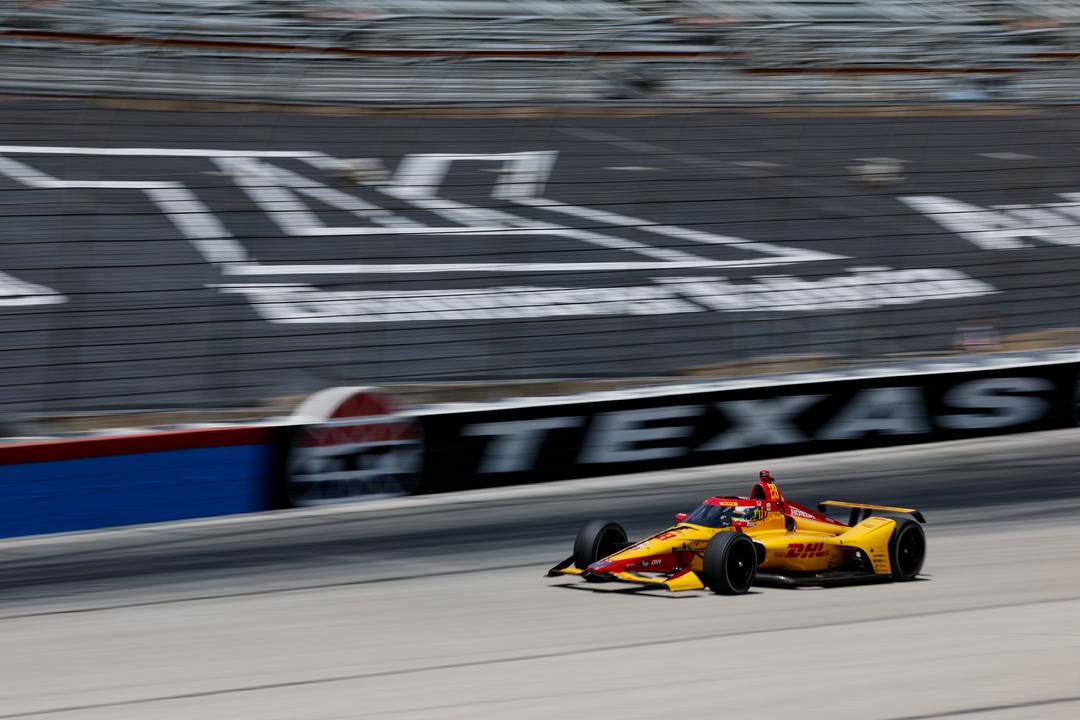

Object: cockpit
[681,502,763,528]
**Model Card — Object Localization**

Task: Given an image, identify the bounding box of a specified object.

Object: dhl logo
[784,542,829,559]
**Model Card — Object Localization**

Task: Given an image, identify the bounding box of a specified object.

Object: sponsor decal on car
[784,542,830,559]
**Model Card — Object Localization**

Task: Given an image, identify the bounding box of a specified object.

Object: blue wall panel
[0,444,273,538]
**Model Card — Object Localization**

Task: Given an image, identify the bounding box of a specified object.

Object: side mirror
[674,513,687,522]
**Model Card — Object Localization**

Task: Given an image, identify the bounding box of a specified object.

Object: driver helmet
[759,469,774,483]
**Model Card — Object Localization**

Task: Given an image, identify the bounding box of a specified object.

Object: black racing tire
[888,518,926,581]
[701,532,757,595]
[573,520,628,581]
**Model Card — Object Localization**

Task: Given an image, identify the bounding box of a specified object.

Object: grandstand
[6,1,1080,28]
[1,1,1080,419]
[0,1,1075,104]
[0,1,1077,103]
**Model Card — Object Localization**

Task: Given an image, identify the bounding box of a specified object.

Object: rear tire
[888,518,926,581]
[702,532,757,595]
[573,520,628,581]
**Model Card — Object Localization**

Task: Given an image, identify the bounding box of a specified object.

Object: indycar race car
[547,471,926,594]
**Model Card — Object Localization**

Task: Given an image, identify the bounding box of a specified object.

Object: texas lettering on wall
[415,363,1076,491]
[461,377,1052,471]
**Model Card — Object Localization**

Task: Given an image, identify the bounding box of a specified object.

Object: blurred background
[2,7,1080,719]
[2,0,1080,433]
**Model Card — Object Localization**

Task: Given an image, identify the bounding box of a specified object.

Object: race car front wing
[547,556,706,591]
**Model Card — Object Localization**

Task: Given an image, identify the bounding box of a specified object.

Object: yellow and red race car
[547,471,926,594]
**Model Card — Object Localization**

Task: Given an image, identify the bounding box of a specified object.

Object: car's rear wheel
[702,532,757,595]
[888,518,926,581]
[574,520,628,581]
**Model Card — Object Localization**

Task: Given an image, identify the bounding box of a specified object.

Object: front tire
[573,520,628,581]
[889,518,926,581]
[702,532,757,595]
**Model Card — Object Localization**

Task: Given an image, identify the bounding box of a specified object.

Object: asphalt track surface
[3,99,1080,413]
[1,428,1079,719]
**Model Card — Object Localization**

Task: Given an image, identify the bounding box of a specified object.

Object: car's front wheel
[702,532,757,595]
[574,520,628,581]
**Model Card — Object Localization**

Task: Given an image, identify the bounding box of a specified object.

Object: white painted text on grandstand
[0,145,999,320]
[0,272,65,307]
[218,267,995,322]
[902,194,1080,249]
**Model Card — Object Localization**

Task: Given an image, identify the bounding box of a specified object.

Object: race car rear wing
[817,500,926,526]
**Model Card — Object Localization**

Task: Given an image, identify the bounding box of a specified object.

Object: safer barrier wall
[0,426,280,538]
[3,358,1077,535]
[413,358,1080,495]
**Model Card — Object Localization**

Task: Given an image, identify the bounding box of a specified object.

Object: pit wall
[1,356,1077,538]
